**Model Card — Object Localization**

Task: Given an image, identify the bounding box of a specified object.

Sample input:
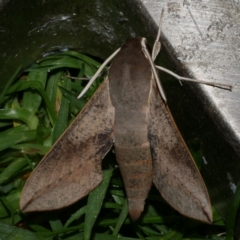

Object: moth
[20,11,231,223]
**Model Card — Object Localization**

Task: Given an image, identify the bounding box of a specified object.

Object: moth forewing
[20,79,115,212]
[143,37,212,223]
[148,76,212,223]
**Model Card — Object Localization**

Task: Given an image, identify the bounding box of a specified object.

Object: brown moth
[20,13,215,223]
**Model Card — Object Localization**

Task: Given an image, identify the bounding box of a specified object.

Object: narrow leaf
[84,169,113,240]
[113,199,128,236]
[226,181,240,240]
[0,221,43,240]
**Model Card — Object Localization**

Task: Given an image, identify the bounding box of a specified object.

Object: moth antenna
[152,9,164,61]
[141,39,167,103]
[77,48,121,99]
[155,65,232,91]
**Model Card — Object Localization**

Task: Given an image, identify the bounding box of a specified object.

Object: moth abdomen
[115,144,153,220]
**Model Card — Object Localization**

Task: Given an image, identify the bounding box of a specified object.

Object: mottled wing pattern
[20,78,115,212]
[148,79,212,223]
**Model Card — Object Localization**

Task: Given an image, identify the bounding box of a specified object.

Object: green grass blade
[28,57,83,72]
[84,169,113,240]
[92,233,139,240]
[1,124,27,134]
[59,85,85,110]
[0,179,21,194]
[47,213,64,232]
[0,108,38,130]
[52,74,71,143]
[0,221,43,240]
[0,65,22,104]
[45,72,60,106]
[226,181,240,240]
[11,143,49,156]
[22,71,48,114]
[36,51,101,68]
[0,129,37,151]
[64,206,87,228]
[6,81,56,125]
[0,158,27,184]
[112,199,128,236]
[0,190,21,218]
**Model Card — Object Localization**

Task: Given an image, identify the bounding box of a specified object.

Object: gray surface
[143,0,240,152]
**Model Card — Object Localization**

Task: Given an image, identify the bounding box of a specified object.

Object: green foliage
[0,51,233,239]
